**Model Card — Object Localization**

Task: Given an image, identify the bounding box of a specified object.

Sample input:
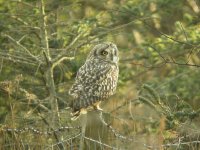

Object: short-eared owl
[69,42,119,120]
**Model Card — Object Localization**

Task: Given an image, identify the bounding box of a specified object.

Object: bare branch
[39,0,60,130]
[179,22,188,42]
[50,133,81,150]
[0,58,3,73]
[150,46,200,68]
[165,61,200,67]
[19,88,50,112]
[0,52,37,64]
[11,0,36,8]
[144,140,200,149]
[52,56,74,69]
[51,33,82,68]
[2,34,41,63]
[84,136,119,150]
[0,55,37,66]
[10,15,28,26]
[99,112,134,142]
[40,0,50,62]
[143,21,194,46]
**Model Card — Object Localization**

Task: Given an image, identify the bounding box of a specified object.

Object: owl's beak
[113,56,119,63]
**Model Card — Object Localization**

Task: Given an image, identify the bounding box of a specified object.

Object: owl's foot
[93,102,103,111]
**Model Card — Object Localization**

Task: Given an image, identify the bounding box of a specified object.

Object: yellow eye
[101,50,108,56]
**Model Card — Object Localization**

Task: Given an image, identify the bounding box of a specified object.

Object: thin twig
[11,0,36,8]
[0,55,37,66]
[110,98,138,113]
[179,22,188,42]
[150,46,200,68]
[10,15,28,25]
[143,21,194,46]
[2,34,41,63]
[51,33,82,68]
[99,112,134,142]
[0,58,3,73]
[0,52,37,64]
[84,136,119,150]
[144,140,200,149]
[52,56,74,69]
[49,133,81,150]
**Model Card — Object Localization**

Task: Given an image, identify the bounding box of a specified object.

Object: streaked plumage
[69,42,119,120]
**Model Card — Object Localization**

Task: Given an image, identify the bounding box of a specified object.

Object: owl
[69,42,119,120]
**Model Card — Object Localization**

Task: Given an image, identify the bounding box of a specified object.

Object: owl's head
[87,42,119,64]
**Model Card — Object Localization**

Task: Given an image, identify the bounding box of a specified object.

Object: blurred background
[0,0,200,149]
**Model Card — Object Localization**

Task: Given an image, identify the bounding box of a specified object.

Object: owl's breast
[95,65,118,99]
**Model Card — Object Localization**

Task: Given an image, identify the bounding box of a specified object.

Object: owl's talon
[93,105,103,111]
[97,107,103,111]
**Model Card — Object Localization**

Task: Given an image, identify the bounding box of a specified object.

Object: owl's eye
[101,50,108,56]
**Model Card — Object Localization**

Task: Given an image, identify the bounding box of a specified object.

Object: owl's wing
[69,63,112,97]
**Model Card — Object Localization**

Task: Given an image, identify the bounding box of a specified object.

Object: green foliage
[139,84,200,130]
